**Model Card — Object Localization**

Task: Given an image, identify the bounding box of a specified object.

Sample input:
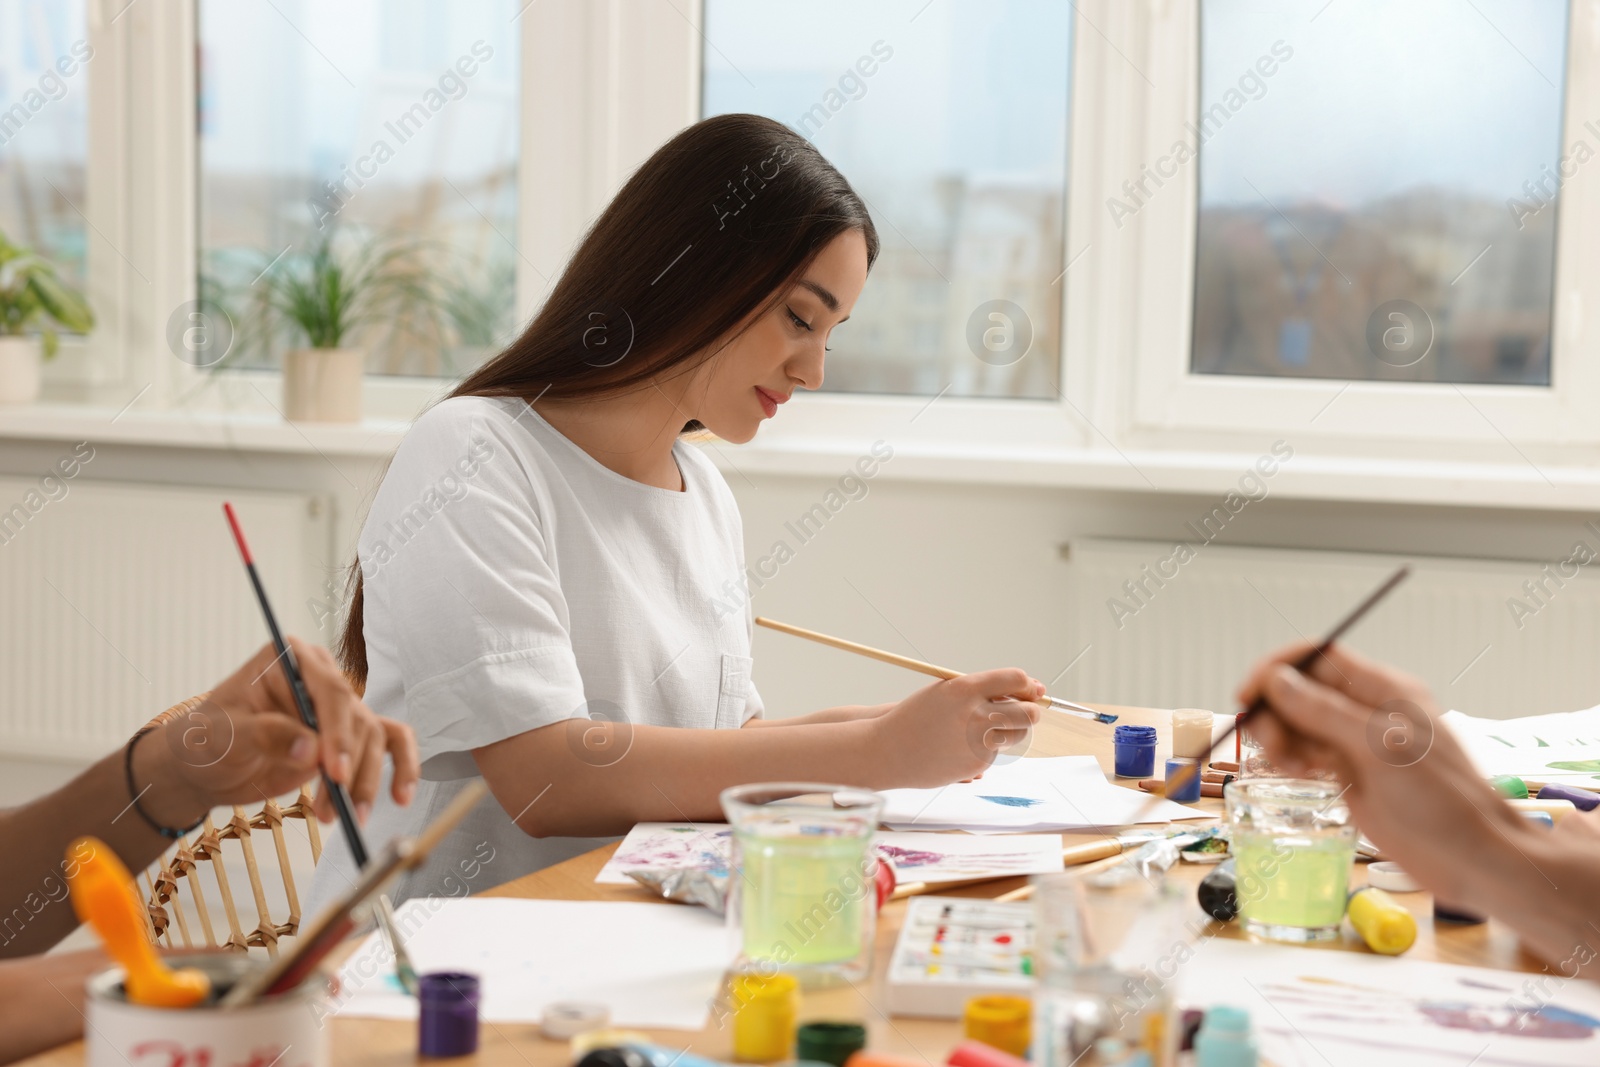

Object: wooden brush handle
[754,617,960,680]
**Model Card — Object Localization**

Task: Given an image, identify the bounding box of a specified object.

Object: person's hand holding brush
[1237,640,1600,977]
[151,636,421,827]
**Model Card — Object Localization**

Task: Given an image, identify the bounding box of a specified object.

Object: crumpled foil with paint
[626,867,731,914]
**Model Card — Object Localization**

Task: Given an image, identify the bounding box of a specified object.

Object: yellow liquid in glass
[1233,831,1352,932]
[737,830,866,966]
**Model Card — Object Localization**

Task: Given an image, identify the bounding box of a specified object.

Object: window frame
[1119,0,1600,455]
[48,0,1600,479]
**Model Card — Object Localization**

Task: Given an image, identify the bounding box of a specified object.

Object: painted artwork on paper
[595,824,1064,885]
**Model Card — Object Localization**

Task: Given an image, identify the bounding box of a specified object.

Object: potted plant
[0,230,94,405]
[440,256,515,377]
[250,233,441,422]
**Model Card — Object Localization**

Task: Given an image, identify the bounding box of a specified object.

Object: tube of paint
[1537,783,1600,811]
[1346,886,1417,955]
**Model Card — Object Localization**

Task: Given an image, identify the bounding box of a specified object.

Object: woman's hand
[1236,640,1527,901]
[869,669,1045,787]
[139,637,421,826]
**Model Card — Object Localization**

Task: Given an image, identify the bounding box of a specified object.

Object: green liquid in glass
[737,830,866,966]
[1233,831,1353,932]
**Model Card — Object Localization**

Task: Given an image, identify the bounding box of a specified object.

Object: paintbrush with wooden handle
[755,617,1118,725]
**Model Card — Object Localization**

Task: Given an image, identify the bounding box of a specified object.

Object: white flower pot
[283,346,364,423]
[0,335,43,405]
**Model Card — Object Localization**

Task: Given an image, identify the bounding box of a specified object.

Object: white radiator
[0,477,334,760]
[1063,538,1600,721]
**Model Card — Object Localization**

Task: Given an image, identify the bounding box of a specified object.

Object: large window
[17,1,1600,485]
[197,0,520,378]
[1192,0,1567,385]
[702,0,1071,400]
[0,1,90,297]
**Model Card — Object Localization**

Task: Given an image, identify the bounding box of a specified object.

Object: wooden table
[25,704,1548,1065]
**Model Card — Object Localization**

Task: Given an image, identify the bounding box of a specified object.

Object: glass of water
[1227,778,1357,942]
[720,783,883,987]
[1033,865,1189,1067]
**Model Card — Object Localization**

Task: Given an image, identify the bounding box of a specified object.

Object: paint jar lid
[570,1030,653,1060]
[1366,861,1420,893]
[731,972,799,1003]
[1490,774,1529,798]
[963,994,1031,1057]
[541,1000,611,1039]
[1433,899,1487,925]
[1198,1004,1252,1037]
[796,1021,867,1066]
[1113,725,1158,743]
[419,971,479,1003]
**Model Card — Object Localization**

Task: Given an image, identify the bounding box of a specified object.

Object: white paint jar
[85,952,331,1067]
[1170,708,1215,760]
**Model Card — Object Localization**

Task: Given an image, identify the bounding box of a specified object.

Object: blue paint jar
[419,971,480,1058]
[1112,725,1157,778]
[1194,1005,1258,1067]
[1165,757,1202,803]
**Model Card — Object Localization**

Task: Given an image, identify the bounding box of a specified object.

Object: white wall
[4,430,1595,810]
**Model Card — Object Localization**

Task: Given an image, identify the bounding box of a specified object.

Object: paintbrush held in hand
[1137,564,1412,816]
[754,617,1117,725]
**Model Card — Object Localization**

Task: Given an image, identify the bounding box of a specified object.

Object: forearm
[0,731,207,958]
[475,717,897,837]
[1466,813,1600,977]
[743,703,893,727]
[0,948,105,1063]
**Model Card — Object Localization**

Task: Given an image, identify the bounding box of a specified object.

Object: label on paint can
[86,954,331,1067]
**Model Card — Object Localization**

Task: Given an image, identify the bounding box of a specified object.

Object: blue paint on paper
[977,795,1043,808]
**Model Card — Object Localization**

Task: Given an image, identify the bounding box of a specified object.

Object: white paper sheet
[877,755,1212,831]
[1443,707,1600,783]
[332,898,737,1029]
[1179,936,1600,1067]
[594,823,1065,885]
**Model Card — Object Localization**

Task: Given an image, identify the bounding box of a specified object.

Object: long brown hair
[339,113,879,686]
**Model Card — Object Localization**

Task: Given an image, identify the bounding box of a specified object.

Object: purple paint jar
[419,971,480,1058]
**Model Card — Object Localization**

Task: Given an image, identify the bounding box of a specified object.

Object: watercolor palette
[885,897,1034,1018]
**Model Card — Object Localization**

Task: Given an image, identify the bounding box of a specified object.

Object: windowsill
[4,400,1600,512]
[0,401,409,457]
[714,436,1600,512]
